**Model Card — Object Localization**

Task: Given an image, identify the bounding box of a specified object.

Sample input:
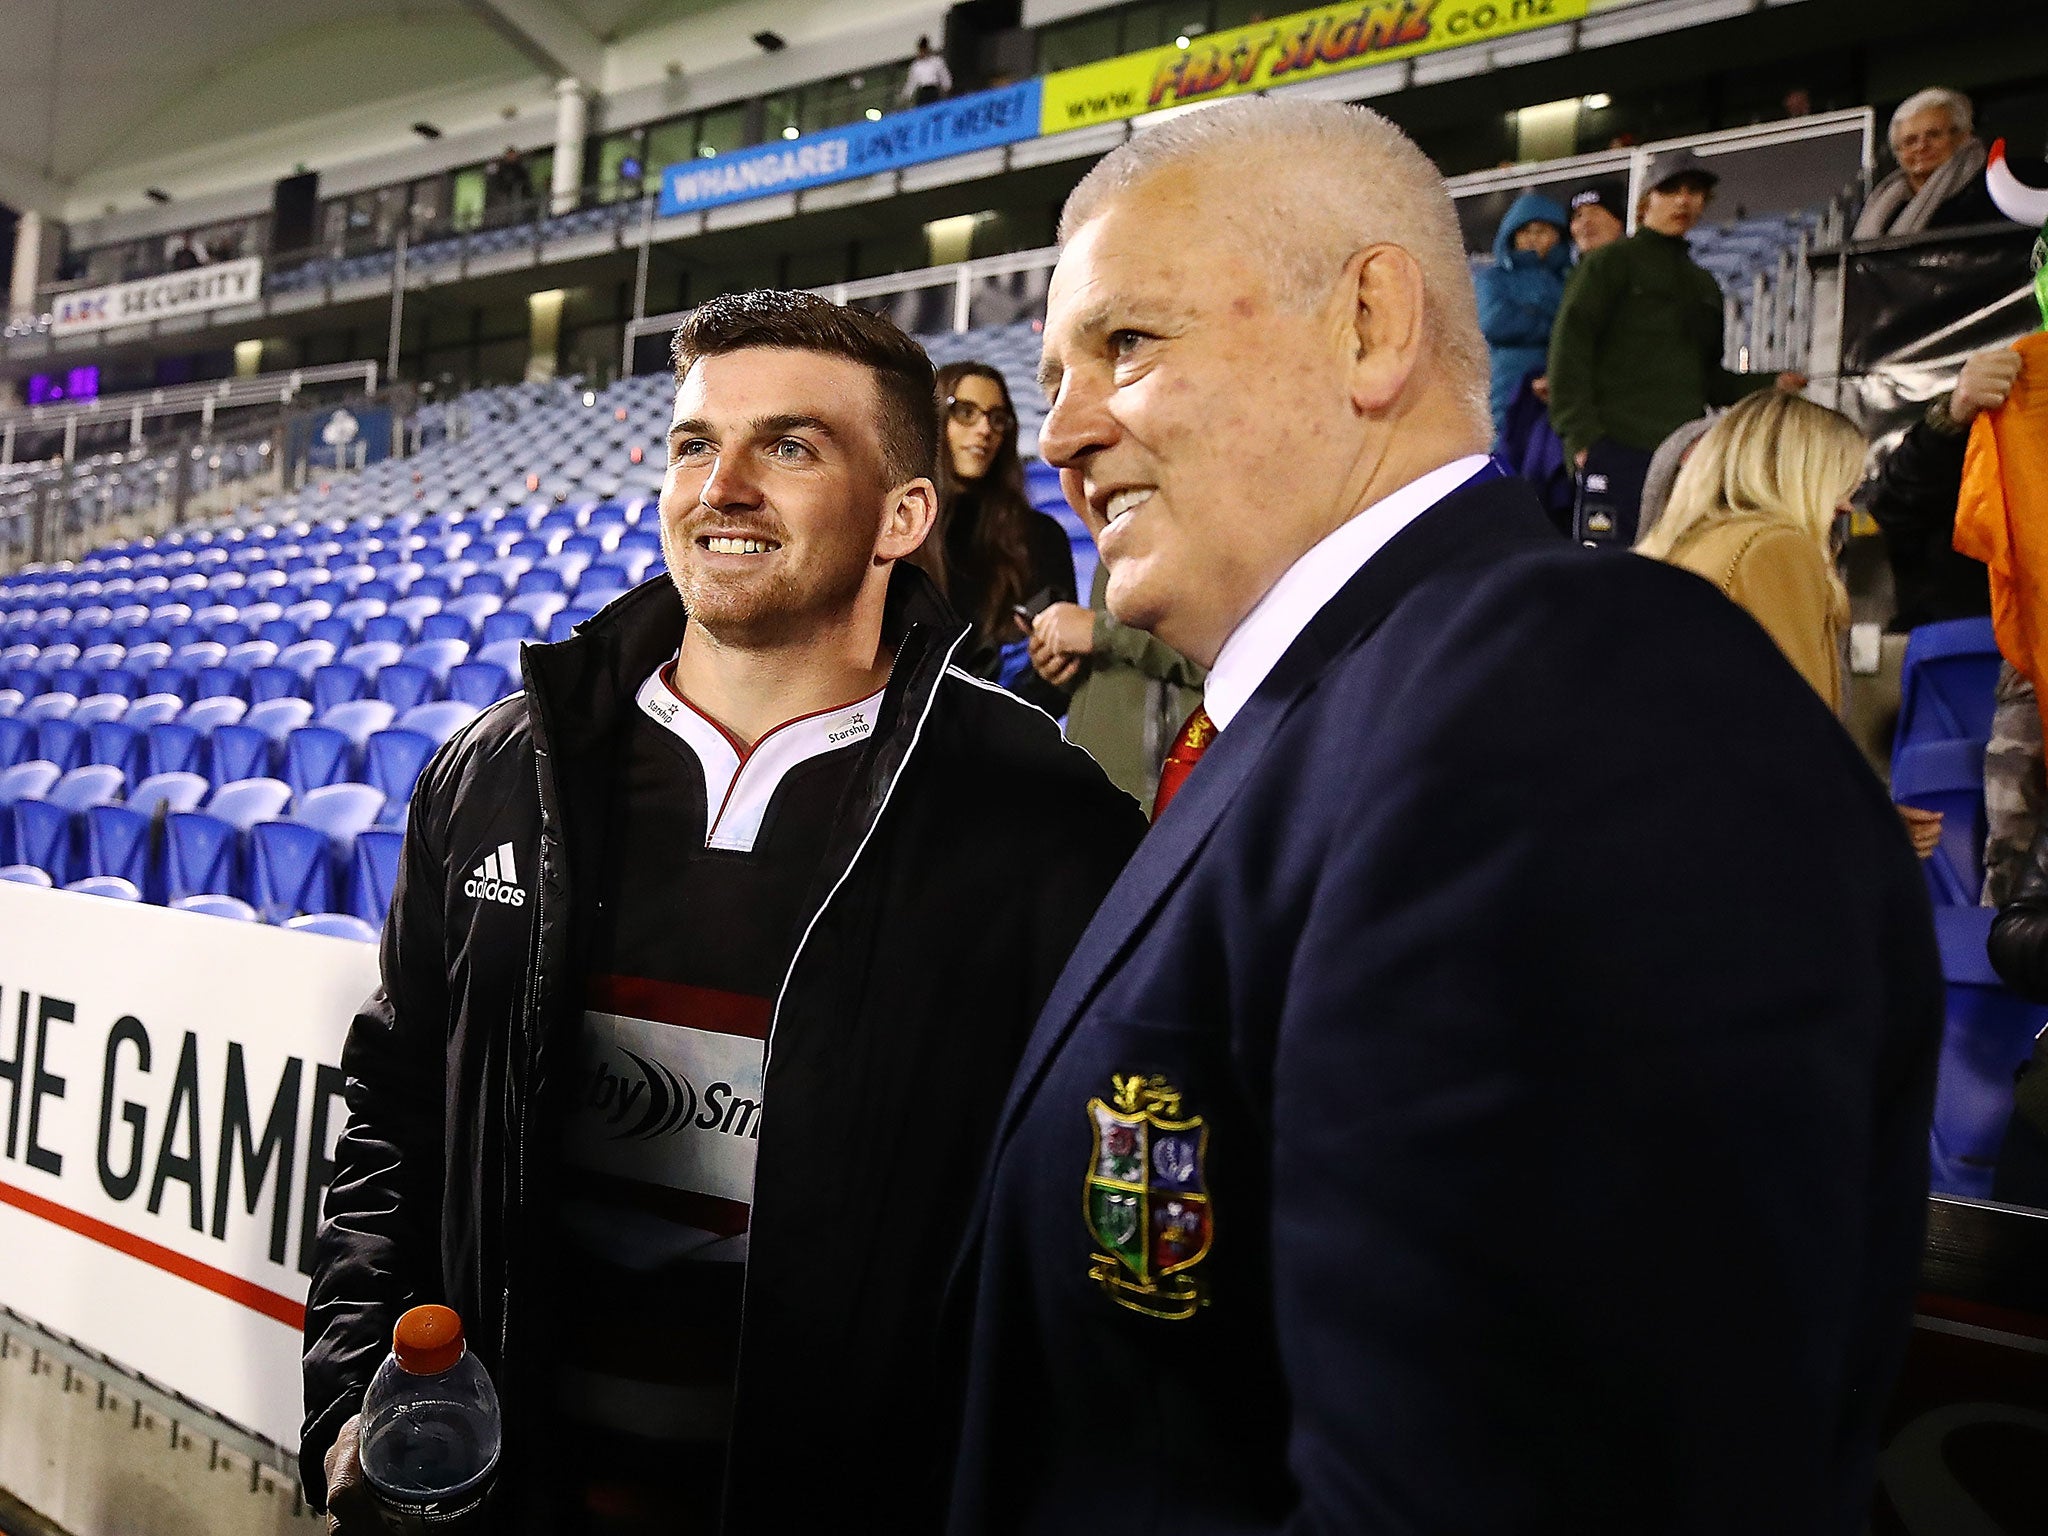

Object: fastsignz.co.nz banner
[1040,0,1589,135]
[0,883,375,1447]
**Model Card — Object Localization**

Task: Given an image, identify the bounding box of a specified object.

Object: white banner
[0,883,375,1448]
[49,257,265,337]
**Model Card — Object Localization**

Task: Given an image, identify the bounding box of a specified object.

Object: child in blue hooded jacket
[1477,190,1572,447]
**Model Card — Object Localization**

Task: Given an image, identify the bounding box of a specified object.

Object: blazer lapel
[990,475,1556,1152]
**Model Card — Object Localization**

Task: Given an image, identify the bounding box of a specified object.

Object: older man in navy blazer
[946,99,1941,1535]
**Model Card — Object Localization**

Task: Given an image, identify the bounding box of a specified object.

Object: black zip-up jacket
[301,566,1146,1532]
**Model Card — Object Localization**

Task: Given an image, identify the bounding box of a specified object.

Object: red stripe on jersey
[586,973,773,1040]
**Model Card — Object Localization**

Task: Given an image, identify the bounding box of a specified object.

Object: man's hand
[1530,375,1550,403]
[1032,603,1095,659]
[1897,804,1944,860]
[1949,346,2024,427]
[323,1413,379,1534]
[1574,448,1589,469]
[1775,371,1809,393]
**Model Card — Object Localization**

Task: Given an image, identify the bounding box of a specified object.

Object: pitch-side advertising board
[49,257,264,338]
[0,883,374,1448]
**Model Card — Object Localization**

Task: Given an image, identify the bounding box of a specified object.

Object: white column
[9,209,44,319]
[551,79,589,216]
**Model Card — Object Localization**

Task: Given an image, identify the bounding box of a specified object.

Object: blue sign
[659,79,1043,218]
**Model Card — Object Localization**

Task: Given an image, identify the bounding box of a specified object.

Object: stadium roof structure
[0,0,939,223]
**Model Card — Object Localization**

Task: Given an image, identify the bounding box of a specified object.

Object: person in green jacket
[1547,148,1805,544]
[1028,558,1206,808]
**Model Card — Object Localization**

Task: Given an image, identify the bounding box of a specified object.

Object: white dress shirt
[1203,455,1493,731]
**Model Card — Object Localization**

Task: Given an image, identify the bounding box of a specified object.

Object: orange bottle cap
[392,1305,465,1375]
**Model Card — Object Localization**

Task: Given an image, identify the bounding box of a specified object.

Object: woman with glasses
[925,361,1077,708]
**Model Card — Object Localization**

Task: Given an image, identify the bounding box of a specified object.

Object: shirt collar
[1203,455,1494,732]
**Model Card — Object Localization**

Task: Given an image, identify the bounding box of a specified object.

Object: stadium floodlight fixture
[752,30,786,51]
[782,125,800,139]
[1176,35,1191,48]
[1583,93,1611,110]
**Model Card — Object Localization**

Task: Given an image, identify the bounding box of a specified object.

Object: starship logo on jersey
[464,842,528,907]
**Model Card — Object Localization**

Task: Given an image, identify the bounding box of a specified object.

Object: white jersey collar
[634,663,885,853]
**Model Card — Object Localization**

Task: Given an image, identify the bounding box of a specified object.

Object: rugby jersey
[552,658,883,1532]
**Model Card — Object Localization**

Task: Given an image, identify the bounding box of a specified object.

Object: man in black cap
[1547,149,1806,544]
[1568,184,1626,255]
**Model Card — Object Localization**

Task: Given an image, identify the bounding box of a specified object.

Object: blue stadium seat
[1893,738,1987,908]
[126,693,185,730]
[10,764,126,886]
[360,613,413,646]
[316,698,394,746]
[350,827,404,924]
[0,717,29,770]
[248,664,307,704]
[0,688,22,716]
[208,724,275,785]
[165,778,293,903]
[282,726,354,797]
[23,691,77,724]
[1928,906,2048,1198]
[446,660,512,709]
[286,912,380,942]
[373,664,437,711]
[0,760,63,863]
[193,665,248,702]
[479,610,537,647]
[88,720,145,782]
[362,729,434,806]
[33,718,87,773]
[170,892,258,921]
[66,875,141,901]
[1893,618,2000,771]
[548,608,596,643]
[251,783,386,923]
[0,864,53,886]
[85,771,209,900]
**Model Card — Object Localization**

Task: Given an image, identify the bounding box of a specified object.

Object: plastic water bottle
[360,1305,502,1531]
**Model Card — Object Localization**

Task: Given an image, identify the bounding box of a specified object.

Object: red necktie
[1152,706,1216,822]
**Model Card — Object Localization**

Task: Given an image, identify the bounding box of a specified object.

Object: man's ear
[878,477,938,563]
[1344,244,1428,417]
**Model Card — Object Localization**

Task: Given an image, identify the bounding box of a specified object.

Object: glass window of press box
[1038,0,1270,70]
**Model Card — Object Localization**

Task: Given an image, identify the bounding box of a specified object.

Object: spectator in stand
[1567,186,1626,256]
[1867,344,2020,631]
[484,146,533,218]
[1636,390,1861,707]
[901,37,952,107]
[1987,824,2048,1206]
[922,361,1075,711]
[1548,149,1806,544]
[1633,411,1718,545]
[1477,191,1571,449]
[1027,507,1207,805]
[168,239,200,271]
[1854,89,1996,240]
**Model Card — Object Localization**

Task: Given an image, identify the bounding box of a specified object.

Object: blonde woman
[1637,391,1943,857]
[1635,389,1862,709]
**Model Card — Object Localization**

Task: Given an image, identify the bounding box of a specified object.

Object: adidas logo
[464,842,529,908]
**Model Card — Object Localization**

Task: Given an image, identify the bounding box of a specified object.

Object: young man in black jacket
[302,291,1145,1535]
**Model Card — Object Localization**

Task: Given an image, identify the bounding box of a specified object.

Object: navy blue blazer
[946,474,1941,1535]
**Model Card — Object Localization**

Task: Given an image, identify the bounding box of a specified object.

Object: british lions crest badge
[1085,1073,1212,1319]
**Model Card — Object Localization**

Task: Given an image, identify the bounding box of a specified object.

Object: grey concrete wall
[0,1322,322,1536]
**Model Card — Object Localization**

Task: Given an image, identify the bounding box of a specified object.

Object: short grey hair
[1060,98,1490,437]
[1888,88,1973,148]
